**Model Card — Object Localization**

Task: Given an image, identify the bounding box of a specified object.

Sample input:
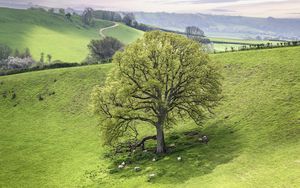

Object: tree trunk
[156,122,166,154]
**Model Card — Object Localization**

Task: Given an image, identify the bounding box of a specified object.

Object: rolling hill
[134,12,300,39]
[0,46,299,187]
[0,8,144,62]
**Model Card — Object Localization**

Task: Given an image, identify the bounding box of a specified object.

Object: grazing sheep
[148,173,156,181]
[177,156,182,161]
[121,161,126,166]
[152,158,156,162]
[149,173,155,177]
[118,164,124,169]
[134,167,141,172]
[202,135,209,144]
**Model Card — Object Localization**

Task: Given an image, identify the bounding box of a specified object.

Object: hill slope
[135,12,300,39]
[0,8,144,62]
[0,47,299,187]
[102,23,144,44]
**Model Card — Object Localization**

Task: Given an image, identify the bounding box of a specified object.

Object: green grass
[103,24,144,44]
[0,47,299,187]
[0,8,143,62]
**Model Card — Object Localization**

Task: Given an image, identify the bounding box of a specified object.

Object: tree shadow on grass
[104,119,242,185]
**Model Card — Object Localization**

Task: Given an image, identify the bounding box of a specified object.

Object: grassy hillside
[102,23,144,44]
[0,8,143,62]
[0,47,299,187]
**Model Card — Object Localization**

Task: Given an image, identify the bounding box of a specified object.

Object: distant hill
[0,7,143,62]
[134,12,300,39]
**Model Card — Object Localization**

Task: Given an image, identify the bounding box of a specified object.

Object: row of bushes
[215,40,300,53]
[0,61,81,76]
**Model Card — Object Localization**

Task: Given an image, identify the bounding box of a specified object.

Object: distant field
[210,37,282,52]
[1,47,299,187]
[213,43,244,52]
[0,8,143,62]
[210,37,280,44]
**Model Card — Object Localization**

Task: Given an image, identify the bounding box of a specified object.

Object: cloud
[210,9,236,13]
[0,0,299,18]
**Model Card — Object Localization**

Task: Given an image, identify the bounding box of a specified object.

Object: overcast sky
[1,0,300,18]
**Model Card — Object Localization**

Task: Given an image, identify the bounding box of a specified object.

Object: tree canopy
[0,44,12,60]
[82,8,94,26]
[92,31,222,153]
[87,37,123,62]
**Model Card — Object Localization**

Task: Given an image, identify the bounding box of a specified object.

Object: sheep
[134,167,141,172]
[202,135,209,144]
[199,135,209,144]
[148,173,156,181]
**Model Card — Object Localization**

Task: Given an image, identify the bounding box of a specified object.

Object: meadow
[1,46,299,187]
[102,23,144,45]
[0,8,143,62]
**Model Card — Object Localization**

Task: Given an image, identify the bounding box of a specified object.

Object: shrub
[0,44,12,61]
[87,37,123,62]
[3,57,35,70]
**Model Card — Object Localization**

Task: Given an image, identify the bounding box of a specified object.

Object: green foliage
[82,8,94,26]
[40,52,44,63]
[58,8,65,15]
[122,13,136,26]
[0,44,12,60]
[92,31,222,150]
[47,54,52,63]
[65,13,72,20]
[93,10,122,22]
[87,37,123,62]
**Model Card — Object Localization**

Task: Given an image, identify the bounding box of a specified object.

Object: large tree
[92,31,221,154]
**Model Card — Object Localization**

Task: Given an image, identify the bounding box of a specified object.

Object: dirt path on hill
[99,22,119,38]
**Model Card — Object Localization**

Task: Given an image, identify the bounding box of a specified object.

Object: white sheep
[149,173,155,177]
[147,173,156,182]
[134,167,141,172]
